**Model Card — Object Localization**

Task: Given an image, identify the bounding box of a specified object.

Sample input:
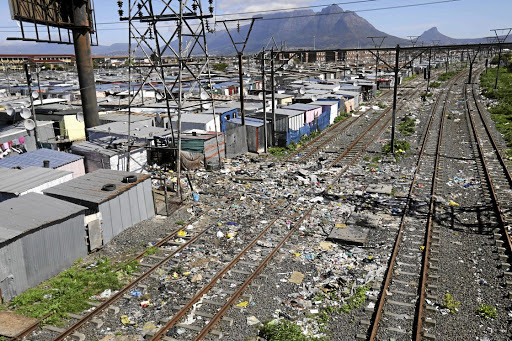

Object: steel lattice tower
[119,0,219,198]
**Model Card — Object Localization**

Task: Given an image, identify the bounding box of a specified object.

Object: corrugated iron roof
[0,193,87,243]
[282,103,321,111]
[0,167,72,195]
[43,169,151,205]
[0,149,84,169]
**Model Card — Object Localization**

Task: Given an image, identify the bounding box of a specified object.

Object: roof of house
[43,169,151,205]
[0,149,83,169]
[0,166,72,195]
[0,193,87,243]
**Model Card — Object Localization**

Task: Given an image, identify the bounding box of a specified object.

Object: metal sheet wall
[0,238,28,301]
[21,214,88,288]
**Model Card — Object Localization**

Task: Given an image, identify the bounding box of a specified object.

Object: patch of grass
[382,140,410,154]
[377,102,386,109]
[438,70,458,82]
[363,156,370,162]
[398,116,416,136]
[144,247,159,256]
[404,74,417,82]
[429,81,442,88]
[339,284,370,313]
[8,257,138,325]
[175,220,185,225]
[259,319,328,341]
[476,304,497,319]
[480,67,512,156]
[442,293,460,314]
[426,92,434,97]
[372,156,381,163]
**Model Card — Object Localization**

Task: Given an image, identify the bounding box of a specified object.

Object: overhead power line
[0,0,463,32]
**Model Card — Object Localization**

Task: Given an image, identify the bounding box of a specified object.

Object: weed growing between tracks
[476,304,498,319]
[480,66,512,157]
[259,319,329,341]
[5,257,139,325]
[442,293,460,314]
[398,116,416,136]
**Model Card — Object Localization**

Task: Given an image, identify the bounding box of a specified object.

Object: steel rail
[52,224,216,341]
[465,83,512,254]
[368,70,466,340]
[149,207,309,340]
[414,72,462,340]
[281,90,396,163]
[327,88,420,170]
[193,206,315,340]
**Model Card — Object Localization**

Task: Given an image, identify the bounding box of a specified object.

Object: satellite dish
[258,92,264,100]
[20,107,31,119]
[24,119,35,130]
[282,64,288,71]
[31,91,39,99]
[155,92,164,101]
[76,112,84,122]
[277,71,283,77]
[299,87,306,95]
[6,108,15,117]
[183,92,191,100]
[4,104,12,110]
[20,100,30,108]
[155,112,162,124]
[202,102,211,110]
[311,95,318,102]
[200,91,209,100]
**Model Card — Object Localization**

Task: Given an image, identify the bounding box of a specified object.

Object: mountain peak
[320,4,344,14]
[426,26,439,33]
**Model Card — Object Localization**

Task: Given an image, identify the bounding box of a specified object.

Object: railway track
[363,69,468,341]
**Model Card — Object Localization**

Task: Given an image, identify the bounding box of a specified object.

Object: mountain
[1,6,507,56]
[418,27,482,45]
[204,5,408,54]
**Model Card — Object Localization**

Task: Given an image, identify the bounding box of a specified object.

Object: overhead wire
[0,0,462,32]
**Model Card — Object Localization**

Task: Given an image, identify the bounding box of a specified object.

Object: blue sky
[0,0,510,45]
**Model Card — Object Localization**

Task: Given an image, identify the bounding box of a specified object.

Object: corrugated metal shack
[225,117,272,153]
[43,169,155,248]
[0,193,88,301]
[87,122,172,143]
[0,148,85,178]
[181,131,226,168]
[0,166,73,202]
[310,100,339,126]
[71,137,147,173]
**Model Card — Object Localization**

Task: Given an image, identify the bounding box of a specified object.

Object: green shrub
[382,140,410,154]
[398,116,416,136]
[476,304,497,319]
[442,293,460,314]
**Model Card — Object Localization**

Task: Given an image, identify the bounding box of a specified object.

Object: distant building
[0,55,75,70]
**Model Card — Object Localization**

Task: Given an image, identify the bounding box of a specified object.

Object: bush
[382,140,410,154]
[398,116,416,136]
[476,304,497,319]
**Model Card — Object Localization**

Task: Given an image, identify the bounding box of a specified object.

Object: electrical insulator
[137,3,142,9]
[138,11,143,17]
[118,9,124,17]
[209,6,214,14]
[237,21,240,33]
[117,1,123,8]
[208,0,213,4]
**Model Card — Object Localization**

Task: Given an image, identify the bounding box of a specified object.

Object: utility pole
[391,45,400,154]
[219,18,261,125]
[73,0,100,129]
[491,28,512,90]
[261,50,267,153]
[426,47,432,92]
[368,36,386,97]
[23,63,39,148]
[467,47,481,84]
[270,47,276,146]
[36,66,43,105]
